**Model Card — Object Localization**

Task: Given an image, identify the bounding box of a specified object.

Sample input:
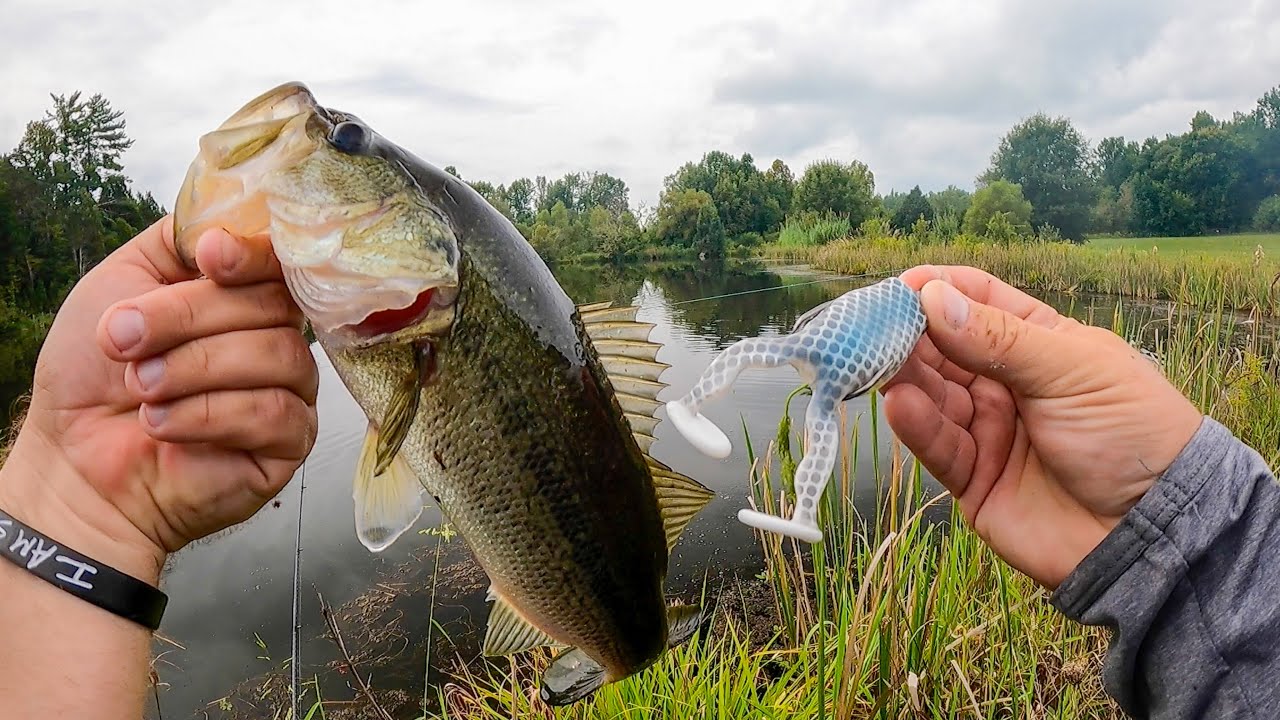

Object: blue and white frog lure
[664,276,927,544]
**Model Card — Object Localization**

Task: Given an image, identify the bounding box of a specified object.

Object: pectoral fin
[373,349,424,475]
[354,423,424,552]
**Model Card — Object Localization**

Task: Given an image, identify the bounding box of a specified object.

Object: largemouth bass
[170,82,714,705]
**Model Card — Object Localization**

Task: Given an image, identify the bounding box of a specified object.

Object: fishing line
[667,268,907,307]
[290,460,306,719]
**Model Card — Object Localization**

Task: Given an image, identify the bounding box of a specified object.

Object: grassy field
[1088,232,1280,258]
[760,235,1280,316]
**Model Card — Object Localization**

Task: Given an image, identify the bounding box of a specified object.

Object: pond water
[104,259,1227,718]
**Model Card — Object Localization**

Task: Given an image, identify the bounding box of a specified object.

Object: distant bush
[777,211,851,247]
[1254,195,1280,231]
[963,180,1033,239]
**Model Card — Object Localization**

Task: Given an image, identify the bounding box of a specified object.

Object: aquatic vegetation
[421,292,1278,719]
[761,237,1280,316]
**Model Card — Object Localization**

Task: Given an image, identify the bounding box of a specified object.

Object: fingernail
[135,357,164,390]
[218,228,239,274]
[143,403,169,427]
[107,309,145,352]
[939,283,969,329]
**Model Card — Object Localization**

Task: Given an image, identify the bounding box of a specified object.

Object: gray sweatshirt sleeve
[1050,416,1280,719]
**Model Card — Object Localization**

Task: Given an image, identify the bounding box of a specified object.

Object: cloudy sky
[3,0,1277,214]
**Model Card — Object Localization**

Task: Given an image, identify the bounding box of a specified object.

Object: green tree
[982,113,1096,241]
[926,186,971,218]
[764,159,795,217]
[791,159,876,227]
[1093,136,1139,191]
[503,177,535,224]
[586,206,643,262]
[962,180,1033,238]
[1254,195,1280,231]
[541,172,585,213]
[1092,181,1135,235]
[580,172,630,217]
[654,188,725,257]
[663,151,783,240]
[890,185,934,230]
[1128,125,1256,235]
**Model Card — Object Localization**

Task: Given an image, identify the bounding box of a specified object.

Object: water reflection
[131,259,1261,718]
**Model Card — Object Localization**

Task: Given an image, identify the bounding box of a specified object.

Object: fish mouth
[320,282,461,349]
[173,81,322,268]
[173,81,463,349]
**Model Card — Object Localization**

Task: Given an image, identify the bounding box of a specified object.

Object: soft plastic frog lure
[664,276,927,544]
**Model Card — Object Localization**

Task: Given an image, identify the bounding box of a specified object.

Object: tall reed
[421,294,1277,719]
[761,237,1280,316]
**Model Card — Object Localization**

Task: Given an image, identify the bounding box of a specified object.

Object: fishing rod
[668,268,906,307]
[290,462,306,719]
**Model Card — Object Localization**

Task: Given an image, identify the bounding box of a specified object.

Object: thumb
[919,279,1083,396]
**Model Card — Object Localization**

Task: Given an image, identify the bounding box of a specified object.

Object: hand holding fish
[0,216,318,579]
[879,265,1203,589]
[0,215,317,717]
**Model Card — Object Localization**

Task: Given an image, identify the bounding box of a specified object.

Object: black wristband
[0,506,167,630]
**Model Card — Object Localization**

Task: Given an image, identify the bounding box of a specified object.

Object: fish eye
[329,121,369,154]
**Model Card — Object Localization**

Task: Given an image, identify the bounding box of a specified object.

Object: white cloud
[2,0,1276,212]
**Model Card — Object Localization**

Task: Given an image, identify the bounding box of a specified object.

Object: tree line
[4,83,1280,408]
[452,83,1280,258]
[0,92,165,418]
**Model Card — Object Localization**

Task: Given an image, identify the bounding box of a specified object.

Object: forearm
[1052,416,1280,719]
[0,429,163,719]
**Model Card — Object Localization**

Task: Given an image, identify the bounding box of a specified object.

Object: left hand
[0,215,318,582]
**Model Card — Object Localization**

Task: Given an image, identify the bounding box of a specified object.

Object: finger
[883,383,978,506]
[900,265,1062,329]
[107,215,203,286]
[904,331,976,388]
[963,376,1018,513]
[140,387,317,461]
[917,279,1088,397]
[125,327,319,406]
[880,355,975,429]
[192,226,285,287]
[97,278,303,361]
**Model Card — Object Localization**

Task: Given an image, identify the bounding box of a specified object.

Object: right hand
[881,265,1204,589]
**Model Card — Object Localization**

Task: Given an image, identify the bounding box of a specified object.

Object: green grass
[413,292,1279,720]
[778,212,853,248]
[1088,232,1280,259]
[761,235,1280,315]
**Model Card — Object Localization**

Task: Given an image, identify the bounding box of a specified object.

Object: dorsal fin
[633,432,656,454]
[579,300,671,449]
[608,376,665,400]
[578,300,714,548]
[483,590,559,656]
[649,465,714,551]
[580,304,640,323]
[582,320,657,342]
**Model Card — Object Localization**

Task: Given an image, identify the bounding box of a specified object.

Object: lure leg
[664,336,795,459]
[738,373,842,543]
